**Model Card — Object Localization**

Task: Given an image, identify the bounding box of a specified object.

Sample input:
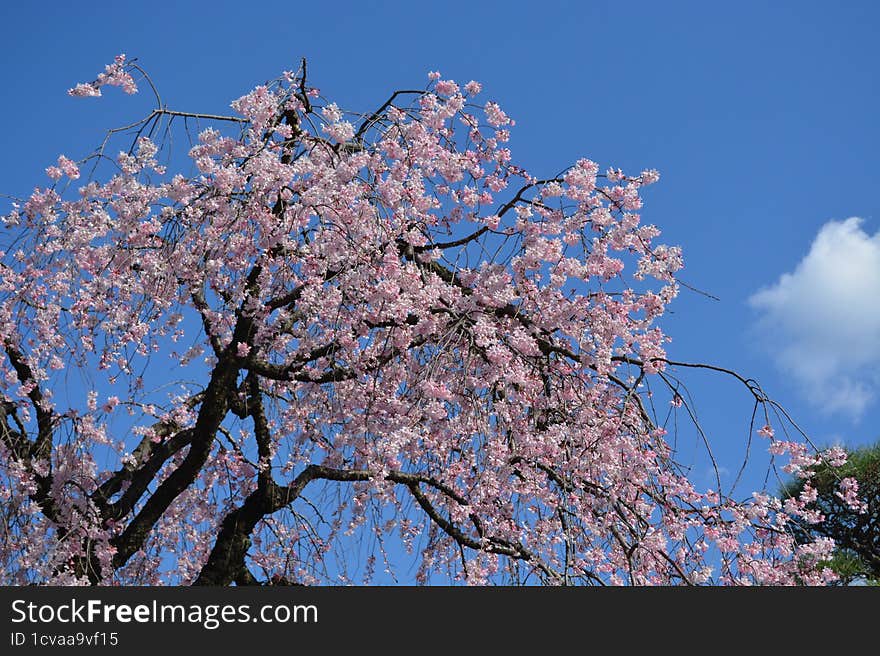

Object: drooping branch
[194,458,556,585]
[495,177,565,219]
[411,226,490,253]
[355,89,427,140]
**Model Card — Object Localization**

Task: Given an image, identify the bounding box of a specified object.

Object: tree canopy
[0,56,861,585]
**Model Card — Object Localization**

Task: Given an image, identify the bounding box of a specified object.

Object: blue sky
[2,0,878,501]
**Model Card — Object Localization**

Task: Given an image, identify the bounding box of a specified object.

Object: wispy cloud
[748,217,880,419]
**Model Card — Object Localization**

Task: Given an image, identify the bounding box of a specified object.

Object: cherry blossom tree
[0,56,859,585]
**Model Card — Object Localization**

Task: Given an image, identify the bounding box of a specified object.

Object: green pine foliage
[781,442,880,585]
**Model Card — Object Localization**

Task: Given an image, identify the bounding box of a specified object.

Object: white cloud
[748,217,880,419]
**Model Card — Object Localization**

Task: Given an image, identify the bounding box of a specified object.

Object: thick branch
[0,401,29,459]
[93,392,205,512]
[2,341,56,461]
[191,287,224,356]
[111,266,266,568]
[194,462,540,585]
[110,358,238,567]
[102,429,196,521]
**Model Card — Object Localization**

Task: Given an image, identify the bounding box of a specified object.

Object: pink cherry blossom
[836,477,867,513]
[464,80,482,95]
[68,54,138,98]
